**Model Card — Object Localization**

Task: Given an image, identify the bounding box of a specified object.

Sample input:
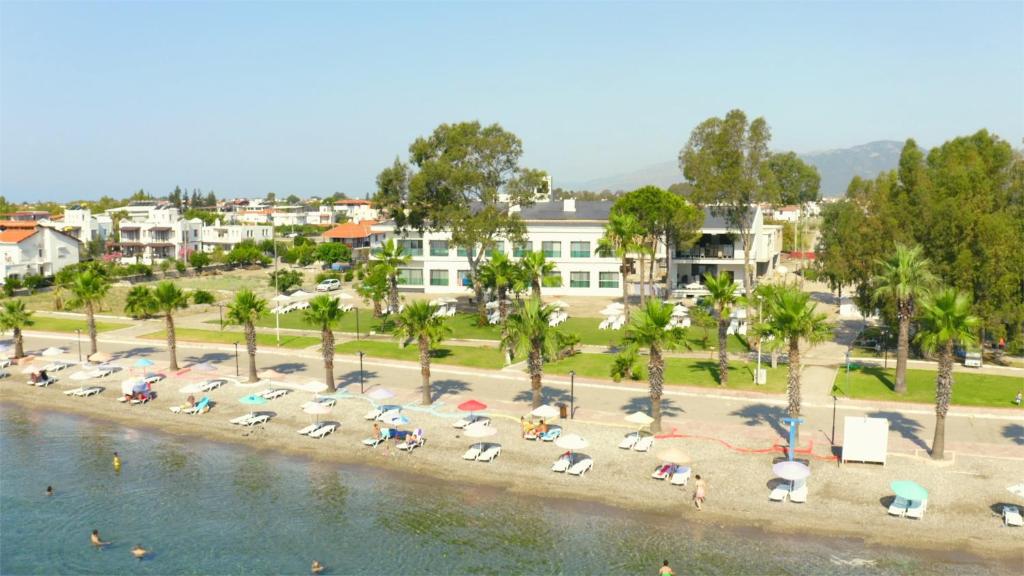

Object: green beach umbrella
[891,480,928,501]
[239,394,268,416]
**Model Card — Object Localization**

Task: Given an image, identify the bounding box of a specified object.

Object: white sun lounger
[651,464,674,480]
[462,443,484,460]
[198,379,227,392]
[633,435,654,452]
[260,388,290,400]
[64,386,102,397]
[1002,505,1023,527]
[363,429,390,447]
[770,481,792,502]
[567,457,593,476]
[670,466,691,486]
[297,423,321,435]
[397,437,424,451]
[905,499,927,520]
[888,496,910,517]
[618,432,640,450]
[365,405,401,421]
[453,415,490,429]
[790,480,808,503]
[301,398,336,411]
[231,413,267,426]
[551,452,573,473]
[309,423,337,439]
[33,377,58,387]
[43,361,71,372]
[477,444,501,462]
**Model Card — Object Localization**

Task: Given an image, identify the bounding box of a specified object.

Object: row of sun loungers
[271,301,311,315]
[463,443,501,462]
[599,315,626,330]
[524,426,561,442]
[297,421,337,439]
[548,311,568,327]
[651,464,691,486]
[64,386,103,397]
[551,452,593,475]
[770,480,809,504]
[432,307,457,318]
[618,432,654,452]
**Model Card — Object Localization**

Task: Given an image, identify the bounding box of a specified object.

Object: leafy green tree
[303,295,346,392]
[914,288,980,460]
[124,286,157,319]
[502,298,564,408]
[65,269,110,355]
[616,299,687,432]
[356,264,389,317]
[689,306,716,348]
[0,299,33,358]
[478,251,518,323]
[680,109,777,309]
[227,241,271,266]
[314,242,351,266]
[373,121,547,323]
[597,211,644,322]
[191,290,215,305]
[394,301,450,405]
[767,152,821,205]
[703,272,740,386]
[285,194,301,204]
[516,251,556,299]
[153,281,190,370]
[226,289,267,382]
[188,251,211,274]
[874,243,936,394]
[268,269,303,293]
[21,275,44,295]
[373,239,409,314]
[760,285,832,442]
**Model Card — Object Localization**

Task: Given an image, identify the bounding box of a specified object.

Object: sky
[2,1,1022,203]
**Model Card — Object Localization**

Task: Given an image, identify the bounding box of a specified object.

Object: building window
[399,240,423,257]
[570,241,590,258]
[570,272,590,288]
[397,268,423,286]
[513,242,532,257]
[457,270,472,287]
[430,240,449,257]
[542,241,561,258]
[457,245,475,258]
[599,272,619,288]
[544,272,562,288]
[491,241,504,255]
[430,270,449,286]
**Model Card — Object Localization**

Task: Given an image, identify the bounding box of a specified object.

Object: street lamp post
[569,370,575,419]
[75,329,82,362]
[882,327,889,369]
[355,307,360,341]
[358,351,365,394]
[234,342,239,377]
[217,304,224,331]
[754,295,763,385]
[845,348,851,395]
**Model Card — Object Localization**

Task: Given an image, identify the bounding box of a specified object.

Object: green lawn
[546,353,787,393]
[335,340,505,370]
[840,366,1023,408]
[211,308,397,335]
[141,328,320,350]
[28,316,129,334]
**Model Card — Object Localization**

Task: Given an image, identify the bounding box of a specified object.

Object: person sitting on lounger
[29,372,39,383]
[186,395,196,407]
[520,416,534,438]
[372,422,382,440]
[535,420,548,435]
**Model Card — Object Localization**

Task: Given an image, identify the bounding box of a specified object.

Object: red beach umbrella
[457,399,487,413]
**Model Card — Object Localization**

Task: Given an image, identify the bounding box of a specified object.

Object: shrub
[269,269,303,293]
[22,275,45,295]
[175,260,187,274]
[2,277,22,297]
[192,290,215,305]
[315,271,342,284]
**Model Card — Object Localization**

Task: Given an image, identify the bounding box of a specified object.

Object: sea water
[0,407,1010,575]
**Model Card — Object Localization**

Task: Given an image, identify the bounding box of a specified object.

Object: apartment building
[323,220,382,262]
[110,206,202,263]
[0,223,80,279]
[331,199,379,223]
[59,207,113,244]
[201,221,273,253]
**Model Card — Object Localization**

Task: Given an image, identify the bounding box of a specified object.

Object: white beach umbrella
[41,347,64,357]
[367,388,395,401]
[656,447,691,465]
[303,402,332,423]
[555,434,589,451]
[624,411,654,426]
[549,300,570,309]
[530,404,560,419]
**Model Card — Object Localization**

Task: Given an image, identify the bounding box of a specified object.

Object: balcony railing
[674,246,736,259]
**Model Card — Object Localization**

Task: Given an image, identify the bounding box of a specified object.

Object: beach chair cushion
[618,432,639,450]
[651,464,673,480]
[462,444,483,460]
[551,452,573,473]
[905,499,927,520]
[477,445,501,462]
[1003,506,1023,527]
[539,428,561,442]
[670,466,691,486]
[790,481,808,503]
[888,496,910,517]
[769,481,791,502]
[309,423,336,439]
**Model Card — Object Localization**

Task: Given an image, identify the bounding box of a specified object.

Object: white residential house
[0,225,80,279]
[668,206,782,296]
[59,208,113,245]
[111,206,203,263]
[331,199,379,223]
[201,221,273,253]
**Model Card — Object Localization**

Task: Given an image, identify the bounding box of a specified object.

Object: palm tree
[598,212,643,322]
[65,269,110,355]
[0,299,34,358]
[303,295,346,392]
[226,289,268,383]
[517,251,557,299]
[478,251,518,323]
[502,298,563,408]
[394,300,450,405]
[874,243,936,394]
[703,272,740,387]
[617,299,687,433]
[153,281,190,370]
[356,263,389,317]
[124,286,157,319]
[373,239,410,314]
[761,285,832,442]
[914,288,979,460]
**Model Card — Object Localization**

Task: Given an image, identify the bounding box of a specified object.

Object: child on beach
[659,559,675,575]
[693,475,707,510]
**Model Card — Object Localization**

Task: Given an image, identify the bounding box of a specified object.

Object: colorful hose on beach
[655,428,839,461]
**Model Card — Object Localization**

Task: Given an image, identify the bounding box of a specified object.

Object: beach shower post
[358,350,365,393]
[569,370,575,419]
[782,417,804,461]
[234,342,239,376]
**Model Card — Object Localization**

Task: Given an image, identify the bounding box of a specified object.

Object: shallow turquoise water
[0,407,1010,575]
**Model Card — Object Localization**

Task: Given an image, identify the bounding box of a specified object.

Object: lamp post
[754,295,763,385]
[217,304,224,331]
[358,351,365,394]
[234,342,239,377]
[882,327,889,369]
[355,307,360,341]
[845,348,851,396]
[569,370,575,419]
[75,329,82,362]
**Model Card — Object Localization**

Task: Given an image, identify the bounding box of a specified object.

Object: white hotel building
[200,221,273,253]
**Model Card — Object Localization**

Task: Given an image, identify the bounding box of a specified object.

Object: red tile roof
[0,229,38,243]
[334,199,371,205]
[0,220,39,229]
[323,220,378,239]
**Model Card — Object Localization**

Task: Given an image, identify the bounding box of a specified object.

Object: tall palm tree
[153,281,190,370]
[356,263,389,317]
[597,212,644,323]
[0,299,34,359]
[394,300,450,405]
[762,285,832,442]
[502,298,563,408]
[874,243,936,394]
[617,299,687,433]
[124,286,157,319]
[703,272,740,387]
[226,289,268,383]
[517,251,557,298]
[478,251,518,323]
[65,269,110,355]
[914,288,979,460]
[303,295,346,392]
[373,239,410,314]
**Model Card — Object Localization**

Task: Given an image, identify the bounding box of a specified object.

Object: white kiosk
[841,416,890,465]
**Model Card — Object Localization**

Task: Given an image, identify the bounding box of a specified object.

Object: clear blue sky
[2,1,1021,202]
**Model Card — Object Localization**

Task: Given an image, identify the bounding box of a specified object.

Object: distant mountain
[559,140,905,198]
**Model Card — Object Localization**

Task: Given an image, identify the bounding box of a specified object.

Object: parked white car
[316,279,341,292]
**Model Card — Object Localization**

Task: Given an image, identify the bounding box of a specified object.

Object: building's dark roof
[701,206,757,230]
[519,200,612,221]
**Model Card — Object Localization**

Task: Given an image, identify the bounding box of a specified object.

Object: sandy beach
[3,373,1021,566]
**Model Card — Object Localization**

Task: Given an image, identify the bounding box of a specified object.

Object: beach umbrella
[88,352,112,363]
[624,411,654,426]
[257,369,285,385]
[1007,483,1024,500]
[367,388,394,401]
[133,358,154,369]
[555,433,589,460]
[891,480,928,502]
[303,402,331,423]
[656,447,692,465]
[458,399,487,413]
[239,394,268,416]
[772,460,810,481]
[385,413,410,426]
[530,404,560,419]
[300,380,329,394]
[463,424,497,450]
[429,298,446,306]
[41,347,64,357]
[192,362,217,373]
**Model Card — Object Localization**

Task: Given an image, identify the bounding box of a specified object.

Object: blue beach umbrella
[239,394,268,416]
[891,480,928,502]
[134,358,154,368]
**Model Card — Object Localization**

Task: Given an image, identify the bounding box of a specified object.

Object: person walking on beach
[659,559,675,574]
[90,530,110,548]
[693,474,707,511]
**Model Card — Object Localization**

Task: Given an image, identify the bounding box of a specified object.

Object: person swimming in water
[46,486,54,497]
[132,544,148,559]
[90,530,110,548]
[311,560,325,574]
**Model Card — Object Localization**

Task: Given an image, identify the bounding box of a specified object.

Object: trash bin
[558,403,568,419]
